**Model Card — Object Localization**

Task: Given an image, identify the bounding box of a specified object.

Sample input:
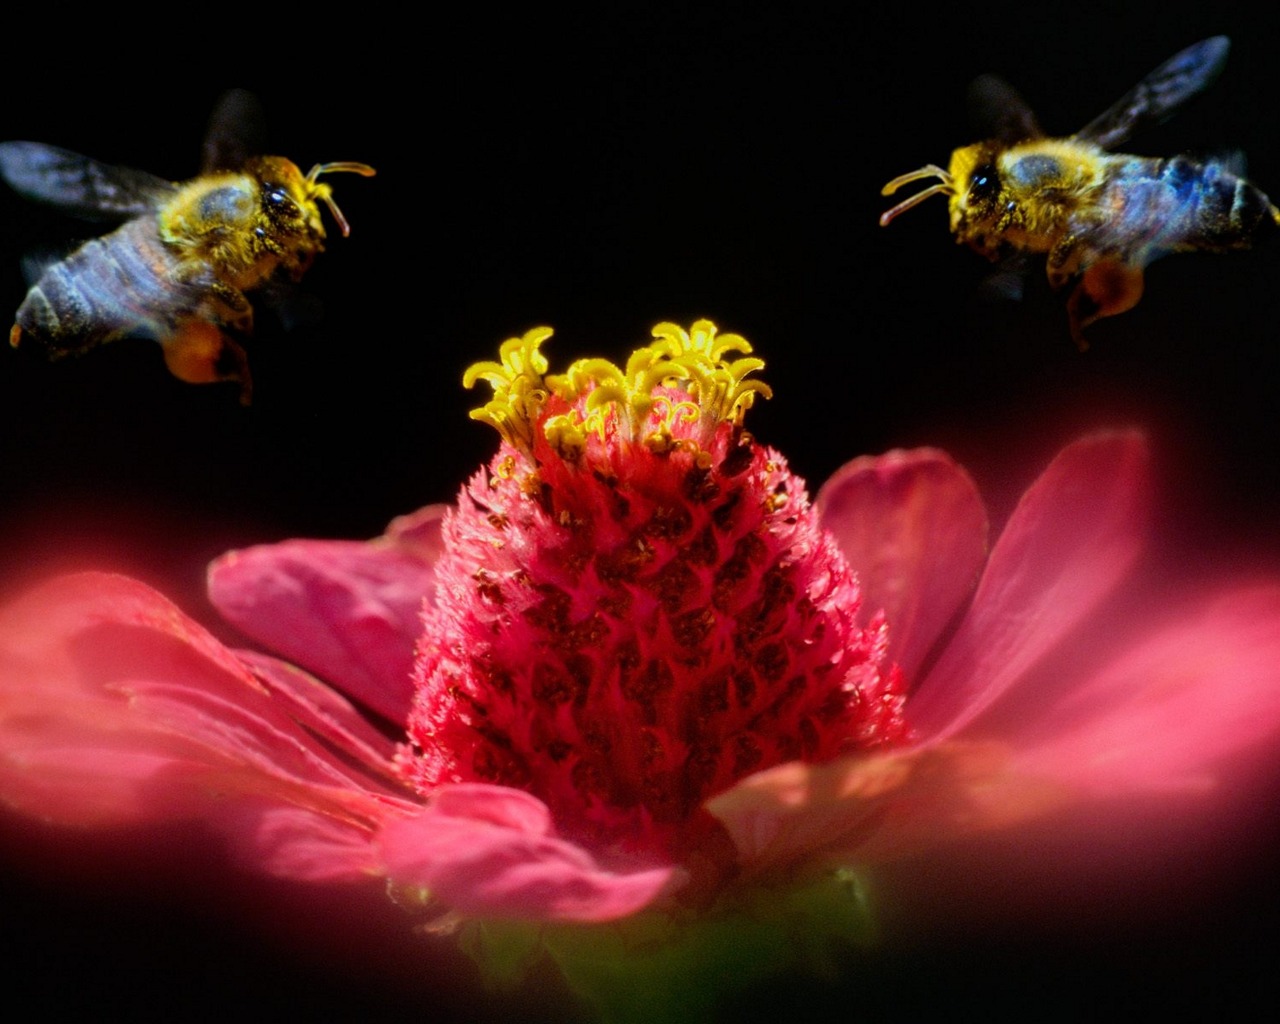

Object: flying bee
[0,92,374,402]
[880,36,1280,347]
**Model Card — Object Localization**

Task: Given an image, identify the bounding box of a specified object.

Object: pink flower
[2,320,1279,1011]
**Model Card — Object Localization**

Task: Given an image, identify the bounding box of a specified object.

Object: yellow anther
[464,320,771,456]
[464,327,555,450]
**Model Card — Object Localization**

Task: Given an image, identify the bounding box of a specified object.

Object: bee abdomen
[14,221,184,355]
[1156,155,1279,251]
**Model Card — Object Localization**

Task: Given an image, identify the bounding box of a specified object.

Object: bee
[880,36,1280,347]
[0,91,374,402]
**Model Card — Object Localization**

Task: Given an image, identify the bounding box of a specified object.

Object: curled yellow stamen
[463,319,772,456]
[464,327,553,450]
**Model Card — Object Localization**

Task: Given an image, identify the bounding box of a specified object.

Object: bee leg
[9,324,22,347]
[160,318,254,405]
[1065,260,1145,351]
[204,280,255,336]
[1046,236,1086,297]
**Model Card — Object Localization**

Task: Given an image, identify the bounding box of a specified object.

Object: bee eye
[969,163,999,203]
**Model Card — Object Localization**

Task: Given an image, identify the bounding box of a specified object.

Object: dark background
[2,6,1279,1020]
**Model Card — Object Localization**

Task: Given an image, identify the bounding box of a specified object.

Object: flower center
[399,321,908,857]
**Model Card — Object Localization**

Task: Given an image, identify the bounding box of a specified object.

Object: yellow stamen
[463,327,553,450]
[463,320,772,456]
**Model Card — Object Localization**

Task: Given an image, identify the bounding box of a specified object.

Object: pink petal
[236,651,403,786]
[909,431,1152,741]
[816,448,988,678]
[208,505,447,726]
[379,784,681,922]
[225,804,387,881]
[705,743,1062,876]
[1018,586,1280,791]
[0,573,409,882]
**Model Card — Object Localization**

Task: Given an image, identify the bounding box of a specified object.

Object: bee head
[879,143,1003,241]
[943,143,1004,240]
[247,157,376,240]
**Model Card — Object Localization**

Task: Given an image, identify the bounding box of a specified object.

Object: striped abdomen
[1100,154,1280,261]
[11,217,204,355]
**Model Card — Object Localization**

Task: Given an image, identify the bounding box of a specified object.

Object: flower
[2,320,1280,1019]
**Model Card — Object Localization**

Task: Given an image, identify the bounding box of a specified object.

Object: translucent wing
[1074,36,1230,150]
[201,88,267,173]
[0,142,176,223]
[968,74,1043,143]
[18,245,77,289]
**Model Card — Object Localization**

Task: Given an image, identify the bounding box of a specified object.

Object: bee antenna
[878,165,954,226]
[305,162,377,237]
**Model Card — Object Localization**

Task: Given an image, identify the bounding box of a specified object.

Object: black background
[2,5,1279,1021]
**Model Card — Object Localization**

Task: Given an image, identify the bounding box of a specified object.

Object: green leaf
[458,918,545,989]
[535,870,878,1024]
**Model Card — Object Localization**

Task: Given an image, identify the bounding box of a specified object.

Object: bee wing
[0,141,176,223]
[968,74,1044,143]
[201,89,267,173]
[977,255,1034,304]
[1074,36,1231,150]
[257,279,325,332]
[18,244,81,288]
[1210,149,1248,178]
